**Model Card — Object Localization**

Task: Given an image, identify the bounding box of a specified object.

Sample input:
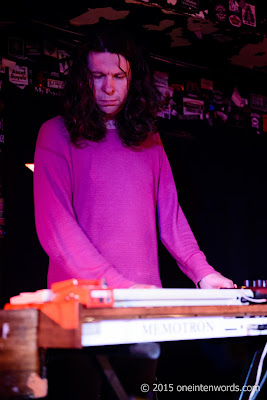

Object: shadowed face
[88,51,131,119]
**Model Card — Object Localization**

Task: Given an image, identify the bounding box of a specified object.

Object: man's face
[88,51,131,119]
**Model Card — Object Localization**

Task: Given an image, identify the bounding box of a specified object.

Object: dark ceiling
[1,1,267,75]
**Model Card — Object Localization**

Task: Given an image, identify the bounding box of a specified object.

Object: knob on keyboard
[244,280,267,299]
[244,280,267,288]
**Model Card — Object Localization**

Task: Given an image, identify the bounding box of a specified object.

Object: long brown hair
[62,23,162,147]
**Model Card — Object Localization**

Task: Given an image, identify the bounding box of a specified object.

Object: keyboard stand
[96,342,161,400]
[96,355,130,400]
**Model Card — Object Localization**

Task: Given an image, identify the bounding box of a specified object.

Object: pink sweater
[34,116,215,288]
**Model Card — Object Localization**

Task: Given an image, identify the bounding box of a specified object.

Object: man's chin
[100,108,118,116]
[102,107,124,119]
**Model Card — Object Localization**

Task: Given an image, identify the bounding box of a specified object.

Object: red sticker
[229,14,242,27]
[215,4,227,22]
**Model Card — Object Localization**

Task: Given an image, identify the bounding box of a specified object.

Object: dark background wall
[1,82,59,305]
[159,122,267,289]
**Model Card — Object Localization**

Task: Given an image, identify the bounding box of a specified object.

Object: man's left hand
[198,272,236,289]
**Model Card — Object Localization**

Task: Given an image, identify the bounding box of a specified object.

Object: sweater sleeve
[33,118,135,288]
[157,143,216,286]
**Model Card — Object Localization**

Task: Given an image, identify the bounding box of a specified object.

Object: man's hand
[198,272,237,289]
[130,284,158,289]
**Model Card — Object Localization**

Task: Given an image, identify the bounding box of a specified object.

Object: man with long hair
[34,24,234,291]
[33,24,235,399]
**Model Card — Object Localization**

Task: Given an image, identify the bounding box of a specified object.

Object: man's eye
[115,75,126,79]
[92,74,103,79]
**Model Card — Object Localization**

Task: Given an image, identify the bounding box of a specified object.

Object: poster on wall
[154,71,176,119]
[25,40,41,57]
[157,86,175,119]
[44,40,58,58]
[8,37,24,58]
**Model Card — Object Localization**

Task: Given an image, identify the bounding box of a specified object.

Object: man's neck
[105,120,116,129]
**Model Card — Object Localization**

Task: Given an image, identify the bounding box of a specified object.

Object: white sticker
[9,65,28,89]
[47,79,65,90]
[183,97,204,119]
[242,3,256,27]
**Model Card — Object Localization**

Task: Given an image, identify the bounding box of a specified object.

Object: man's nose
[102,75,115,94]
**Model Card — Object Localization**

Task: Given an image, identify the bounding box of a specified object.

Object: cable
[241,289,267,304]
[238,351,258,400]
[248,342,267,400]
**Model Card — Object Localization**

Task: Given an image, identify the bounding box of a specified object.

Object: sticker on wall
[0,58,16,69]
[50,71,60,79]
[9,65,28,89]
[250,94,267,112]
[157,86,175,119]
[231,87,248,107]
[215,110,228,122]
[167,0,178,6]
[251,112,261,135]
[154,70,173,118]
[200,78,213,91]
[229,0,239,12]
[242,3,256,27]
[214,3,228,22]
[47,78,65,90]
[183,97,204,119]
[58,50,71,74]
[229,14,242,27]
[228,0,242,27]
